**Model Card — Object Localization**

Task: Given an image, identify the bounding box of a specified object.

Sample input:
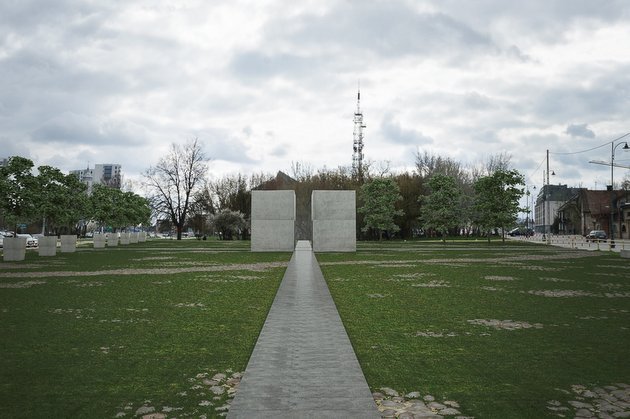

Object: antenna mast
[352,83,366,181]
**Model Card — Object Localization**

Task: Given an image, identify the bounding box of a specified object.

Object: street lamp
[542,149,556,243]
[610,140,630,246]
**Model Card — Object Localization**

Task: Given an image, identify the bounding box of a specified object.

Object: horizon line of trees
[143,139,525,241]
[0,144,527,242]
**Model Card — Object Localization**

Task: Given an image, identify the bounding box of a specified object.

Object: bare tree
[144,138,208,240]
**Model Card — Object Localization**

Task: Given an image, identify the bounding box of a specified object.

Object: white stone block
[138,232,147,242]
[311,190,356,220]
[311,190,356,252]
[107,234,118,247]
[38,236,57,256]
[251,190,295,220]
[313,220,356,252]
[93,234,106,248]
[60,235,77,253]
[119,233,130,245]
[251,190,296,252]
[3,237,26,261]
[130,232,139,243]
[621,249,630,259]
[251,220,295,252]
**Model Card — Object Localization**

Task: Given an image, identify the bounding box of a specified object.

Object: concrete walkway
[228,241,380,418]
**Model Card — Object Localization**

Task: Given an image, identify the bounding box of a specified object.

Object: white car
[16,234,38,248]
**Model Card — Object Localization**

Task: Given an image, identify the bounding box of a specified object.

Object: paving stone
[569,401,594,409]
[440,407,461,415]
[380,409,397,417]
[381,387,400,397]
[574,408,595,417]
[428,402,446,410]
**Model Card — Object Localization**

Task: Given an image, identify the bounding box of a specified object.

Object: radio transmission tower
[352,85,366,181]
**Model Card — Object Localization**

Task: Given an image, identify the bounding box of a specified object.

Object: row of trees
[143,139,524,241]
[0,156,150,235]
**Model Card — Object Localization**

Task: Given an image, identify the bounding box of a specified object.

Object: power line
[525,155,547,185]
[549,132,630,156]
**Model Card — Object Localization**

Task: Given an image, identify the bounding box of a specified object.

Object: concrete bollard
[107,234,118,247]
[93,234,106,248]
[60,235,77,253]
[38,236,57,256]
[3,237,27,261]
[138,232,147,242]
[119,233,130,245]
[129,232,139,244]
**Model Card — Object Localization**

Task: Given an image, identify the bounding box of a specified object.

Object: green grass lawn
[0,239,290,418]
[319,240,630,418]
[2,239,629,418]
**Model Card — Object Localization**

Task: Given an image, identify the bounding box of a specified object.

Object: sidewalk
[509,234,630,252]
[227,241,380,418]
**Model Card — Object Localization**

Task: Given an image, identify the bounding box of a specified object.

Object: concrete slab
[251,190,296,252]
[228,241,379,418]
[251,190,295,220]
[311,190,356,252]
[38,236,57,256]
[311,190,356,220]
[251,220,295,252]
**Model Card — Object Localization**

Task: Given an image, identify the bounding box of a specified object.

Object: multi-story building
[70,164,122,192]
[534,184,582,234]
[558,188,630,239]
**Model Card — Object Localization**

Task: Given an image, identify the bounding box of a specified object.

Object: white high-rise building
[70,164,122,192]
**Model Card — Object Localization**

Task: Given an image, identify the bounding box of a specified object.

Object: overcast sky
[1,0,630,193]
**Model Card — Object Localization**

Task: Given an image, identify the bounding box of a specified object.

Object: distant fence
[510,234,630,253]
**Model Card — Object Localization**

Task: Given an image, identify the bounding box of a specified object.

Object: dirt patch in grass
[526,289,599,298]
[485,275,517,281]
[0,280,47,288]
[115,369,243,418]
[467,319,543,330]
[411,280,451,288]
[0,261,288,279]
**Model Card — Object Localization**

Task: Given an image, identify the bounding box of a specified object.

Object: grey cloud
[31,113,146,146]
[201,131,257,164]
[279,2,494,57]
[270,144,289,158]
[437,0,629,43]
[462,91,496,110]
[231,1,496,80]
[381,113,433,146]
[565,123,595,138]
[230,51,315,80]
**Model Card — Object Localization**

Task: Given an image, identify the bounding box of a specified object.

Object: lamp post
[525,187,531,237]
[532,186,537,233]
[542,149,555,243]
[610,140,630,247]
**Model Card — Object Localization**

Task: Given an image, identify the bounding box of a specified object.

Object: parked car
[586,230,607,242]
[16,233,38,247]
[508,227,534,237]
[0,235,3,248]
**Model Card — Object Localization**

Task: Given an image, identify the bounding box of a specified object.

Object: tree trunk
[176,224,183,240]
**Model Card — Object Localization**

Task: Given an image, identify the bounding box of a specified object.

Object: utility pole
[352,84,366,182]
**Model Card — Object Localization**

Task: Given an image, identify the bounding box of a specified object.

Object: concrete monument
[312,190,356,252]
[251,190,295,252]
